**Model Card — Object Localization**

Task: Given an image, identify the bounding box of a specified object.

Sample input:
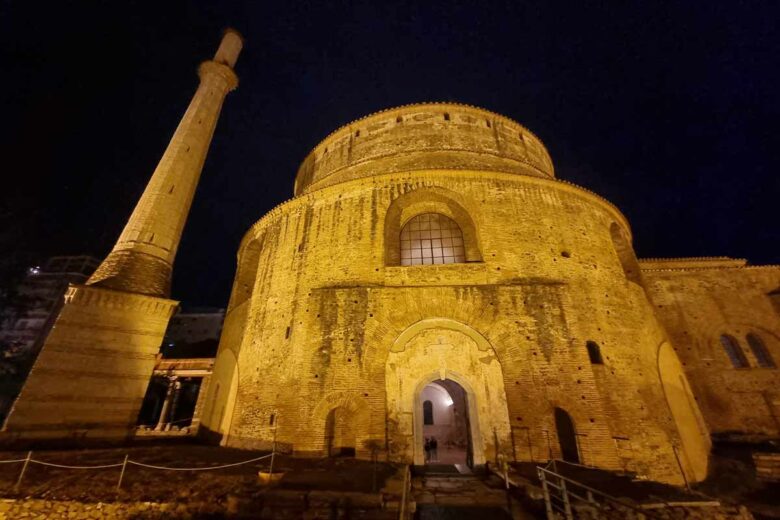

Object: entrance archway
[419,380,472,466]
[554,407,580,464]
[385,319,512,468]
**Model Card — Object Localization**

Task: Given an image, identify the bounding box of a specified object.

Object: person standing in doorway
[430,436,438,462]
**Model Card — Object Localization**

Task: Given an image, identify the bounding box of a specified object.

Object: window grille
[400,213,466,266]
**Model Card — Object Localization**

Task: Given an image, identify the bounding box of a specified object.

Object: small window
[586,341,603,364]
[423,400,434,425]
[720,334,749,368]
[443,113,450,121]
[269,413,275,426]
[746,333,775,368]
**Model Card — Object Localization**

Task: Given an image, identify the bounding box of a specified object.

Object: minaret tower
[89,29,242,297]
[1,30,243,443]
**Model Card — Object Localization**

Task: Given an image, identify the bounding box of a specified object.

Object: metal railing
[537,461,664,519]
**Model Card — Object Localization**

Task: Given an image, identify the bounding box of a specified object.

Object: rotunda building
[201,103,710,485]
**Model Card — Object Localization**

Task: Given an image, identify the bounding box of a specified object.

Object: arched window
[586,341,603,364]
[400,213,466,266]
[746,333,775,368]
[720,334,749,368]
[423,400,434,425]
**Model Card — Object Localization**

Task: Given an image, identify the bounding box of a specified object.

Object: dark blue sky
[1,1,778,306]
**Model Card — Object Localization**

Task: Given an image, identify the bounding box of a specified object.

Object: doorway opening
[554,407,580,464]
[420,380,472,467]
[325,406,356,457]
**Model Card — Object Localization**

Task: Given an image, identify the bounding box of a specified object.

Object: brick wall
[643,262,780,439]
[201,153,708,485]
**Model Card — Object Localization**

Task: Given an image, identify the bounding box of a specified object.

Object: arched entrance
[419,380,472,466]
[554,407,580,464]
[385,318,512,468]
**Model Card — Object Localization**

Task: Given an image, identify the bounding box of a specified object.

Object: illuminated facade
[199,102,778,486]
[1,30,243,443]
[2,30,777,489]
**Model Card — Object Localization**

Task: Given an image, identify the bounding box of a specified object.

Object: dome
[293,102,554,195]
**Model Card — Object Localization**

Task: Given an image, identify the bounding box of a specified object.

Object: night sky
[2,1,778,307]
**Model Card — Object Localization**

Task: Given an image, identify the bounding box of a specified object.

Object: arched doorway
[385,319,512,468]
[325,406,357,457]
[554,407,580,464]
[419,380,472,466]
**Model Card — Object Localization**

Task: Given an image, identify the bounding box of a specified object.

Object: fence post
[539,469,554,520]
[559,476,574,520]
[268,421,278,476]
[116,454,129,491]
[14,451,32,491]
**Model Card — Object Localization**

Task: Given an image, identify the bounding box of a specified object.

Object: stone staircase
[411,469,538,519]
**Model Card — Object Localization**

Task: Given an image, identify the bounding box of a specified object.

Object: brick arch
[385,319,512,466]
[390,317,494,353]
[384,186,483,266]
[311,392,373,457]
[201,347,239,445]
[656,341,710,483]
[229,234,264,308]
[609,222,643,286]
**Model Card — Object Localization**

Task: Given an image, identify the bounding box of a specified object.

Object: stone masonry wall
[201,165,708,486]
[643,263,780,438]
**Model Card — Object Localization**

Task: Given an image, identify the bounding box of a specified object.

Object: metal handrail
[538,462,664,519]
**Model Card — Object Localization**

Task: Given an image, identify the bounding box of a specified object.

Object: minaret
[0,30,242,444]
[89,29,243,297]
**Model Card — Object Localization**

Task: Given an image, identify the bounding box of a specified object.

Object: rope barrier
[127,453,272,471]
[29,461,124,469]
[2,418,281,491]
[0,453,272,472]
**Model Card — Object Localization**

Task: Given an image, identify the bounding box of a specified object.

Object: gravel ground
[0,441,398,503]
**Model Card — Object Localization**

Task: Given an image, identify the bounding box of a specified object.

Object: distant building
[162,307,225,357]
[136,307,224,434]
[0,255,100,421]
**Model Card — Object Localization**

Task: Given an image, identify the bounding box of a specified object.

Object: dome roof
[293,102,554,195]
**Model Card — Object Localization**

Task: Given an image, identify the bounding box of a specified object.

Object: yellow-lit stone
[0,30,242,443]
[199,103,733,486]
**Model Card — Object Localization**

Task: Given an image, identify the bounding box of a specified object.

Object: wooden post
[116,454,129,491]
[14,451,32,491]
